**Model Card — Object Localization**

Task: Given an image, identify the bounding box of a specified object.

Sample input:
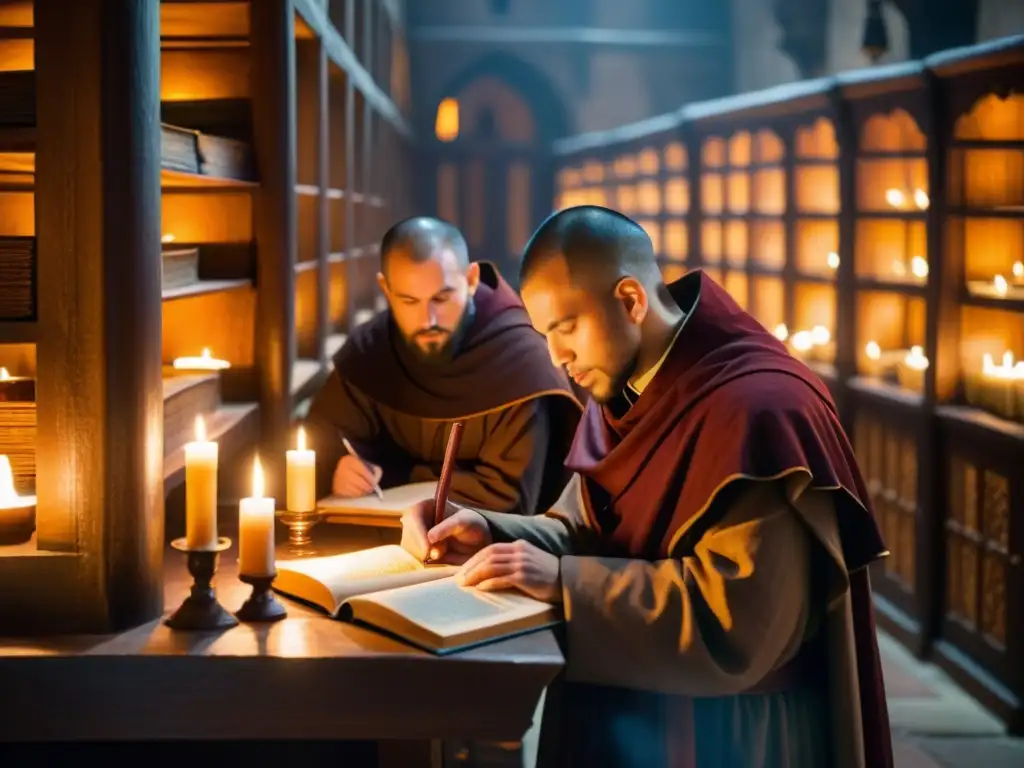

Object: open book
[273,545,560,654]
[317,481,437,528]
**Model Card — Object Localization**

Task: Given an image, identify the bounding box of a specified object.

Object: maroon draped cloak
[564,271,893,767]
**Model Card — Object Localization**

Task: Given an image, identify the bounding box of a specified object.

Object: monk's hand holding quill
[332,454,383,498]
[456,541,562,604]
[399,498,491,565]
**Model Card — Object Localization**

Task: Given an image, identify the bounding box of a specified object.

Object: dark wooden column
[251,0,297,484]
[315,43,331,364]
[34,0,164,629]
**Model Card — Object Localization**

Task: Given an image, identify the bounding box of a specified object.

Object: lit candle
[863,340,882,377]
[239,455,276,577]
[913,189,930,210]
[1013,261,1024,285]
[826,251,840,270]
[910,256,929,281]
[772,323,789,342]
[790,330,813,356]
[286,426,316,513]
[897,345,929,392]
[172,348,231,371]
[0,454,34,536]
[162,233,176,244]
[185,415,219,550]
[885,188,906,208]
[994,275,1009,297]
[968,351,1023,421]
[0,366,34,402]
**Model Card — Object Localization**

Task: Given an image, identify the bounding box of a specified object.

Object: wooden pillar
[251,0,297,484]
[315,42,331,364]
[34,0,164,629]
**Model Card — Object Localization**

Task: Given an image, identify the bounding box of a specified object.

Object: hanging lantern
[862,0,889,63]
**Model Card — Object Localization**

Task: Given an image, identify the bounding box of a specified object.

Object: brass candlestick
[165,537,239,631]
[235,572,287,623]
[277,508,320,556]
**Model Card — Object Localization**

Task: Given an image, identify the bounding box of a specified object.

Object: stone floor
[881,633,1024,767]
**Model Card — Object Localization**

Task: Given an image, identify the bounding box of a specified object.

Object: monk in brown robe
[400,207,893,766]
[305,216,581,516]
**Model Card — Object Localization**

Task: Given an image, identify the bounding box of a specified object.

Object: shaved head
[376,216,480,362]
[380,216,469,278]
[519,206,660,292]
[517,206,676,403]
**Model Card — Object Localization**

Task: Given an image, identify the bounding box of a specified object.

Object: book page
[318,481,438,520]
[273,545,456,614]
[348,577,558,650]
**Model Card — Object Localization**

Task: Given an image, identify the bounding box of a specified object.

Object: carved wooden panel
[946,455,1010,648]
[854,411,917,591]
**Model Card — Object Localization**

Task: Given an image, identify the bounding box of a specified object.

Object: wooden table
[0,525,564,767]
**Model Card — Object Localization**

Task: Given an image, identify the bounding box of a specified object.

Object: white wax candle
[185,415,219,550]
[239,456,276,577]
[286,426,316,512]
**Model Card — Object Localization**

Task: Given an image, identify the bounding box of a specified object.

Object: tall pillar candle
[239,455,276,577]
[286,426,316,512]
[185,415,219,550]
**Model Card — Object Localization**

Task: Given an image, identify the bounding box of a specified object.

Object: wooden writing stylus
[433,421,464,527]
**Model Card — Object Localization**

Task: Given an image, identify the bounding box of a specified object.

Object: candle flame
[1014,261,1024,279]
[0,455,14,501]
[161,233,176,243]
[252,455,264,499]
[981,351,1023,380]
[826,252,839,270]
[0,367,8,381]
[791,331,813,353]
[772,323,789,342]
[0,453,34,508]
[910,256,929,279]
[885,188,905,208]
[297,426,306,452]
[905,345,929,371]
[194,414,207,443]
[913,189,929,210]
[865,341,881,360]
[810,325,831,346]
[994,275,1008,297]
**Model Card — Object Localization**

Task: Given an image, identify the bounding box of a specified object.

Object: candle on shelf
[863,340,883,378]
[0,366,34,402]
[885,188,906,208]
[1013,261,1024,285]
[185,415,219,550]
[0,453,35,540]
[808,325,834,363]
[826,251,840,270]
[239,455,276,578]
[910,256,929,282]
[966,351,1022,421]
[897,345,929,392]
[913,189,930,210]
[161,233,176,244]
[172,348,231,372]
[772,323,789,342]
[789,330,813,358]
[286,426,316,513]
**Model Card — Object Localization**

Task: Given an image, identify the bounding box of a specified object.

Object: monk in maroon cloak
[400,207,893,766]
[305,216,581,516]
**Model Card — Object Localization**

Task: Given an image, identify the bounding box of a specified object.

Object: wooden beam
[251,0,297,489]
[34,0,164,629]
[292,0,412,138]
[315,41,331,365]
[406,26,725,48]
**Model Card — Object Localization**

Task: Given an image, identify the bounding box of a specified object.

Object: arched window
[434,97,459,142]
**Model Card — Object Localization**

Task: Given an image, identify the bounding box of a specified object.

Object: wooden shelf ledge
[936,404,1024,446]
[161,278,251,302]
[291,358,327,403]
[0,321,35,344]
[848,376,925,409]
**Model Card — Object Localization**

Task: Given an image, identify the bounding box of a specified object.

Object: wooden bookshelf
[549,35,1024,733]
[0,0,412,634]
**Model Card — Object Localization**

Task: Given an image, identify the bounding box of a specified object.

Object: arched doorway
[425,52,569,287]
